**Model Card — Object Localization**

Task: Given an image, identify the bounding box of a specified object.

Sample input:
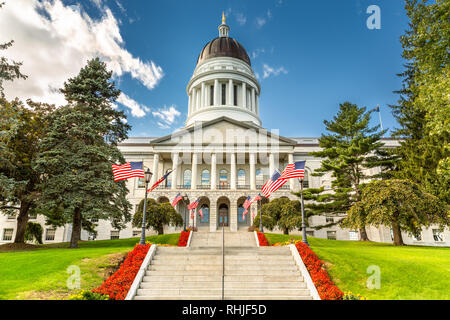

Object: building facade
[1,17,448,246]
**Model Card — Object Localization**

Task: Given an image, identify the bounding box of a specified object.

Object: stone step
[152,255,293,262]
[150,259,295,265]
[140,281,306,289]
[136,288,310,296]
[145,269,301,276]
[147,264,298,271]
[142,275,303,282]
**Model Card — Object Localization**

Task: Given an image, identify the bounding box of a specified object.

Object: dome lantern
[218,11,229,38]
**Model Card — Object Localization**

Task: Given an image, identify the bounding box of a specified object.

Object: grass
[0,233,180,300]
[264,233,450,300]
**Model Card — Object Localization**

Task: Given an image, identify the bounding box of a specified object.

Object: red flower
[257,232,269,246]
[177,231,190,247]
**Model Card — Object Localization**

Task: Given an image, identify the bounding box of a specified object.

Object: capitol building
[1,16,447,247]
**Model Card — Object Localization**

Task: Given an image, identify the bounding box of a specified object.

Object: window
[88,232,96,241]
[433,229,444,242]
[349,231,359,241]
[221,84,226,105]
[165,169,172,187]
[327,231,337,240]
[2,229,13,241]
[183,170,192,188]
[412,232,422,241]
[45,228,56,241]
[91,218,99,223]
[7,213,15,220]
[200,205,209,223]
[306,231,314,237]
[137,177,145,188]
[238,205,247,223]
[233,85,238,106]
[326,216,334,223]
[219,169,228,188]
[303,170,309,188]
[210,85,214,105]
[28,212,37,220]
[237,169,246,186]
[132,230,141,237]
[110,230,120,240]
[201,170,210,185]
[256,168,263,186]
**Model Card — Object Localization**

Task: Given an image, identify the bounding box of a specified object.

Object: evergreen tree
[303,102,388,241]
[34,58,132,248]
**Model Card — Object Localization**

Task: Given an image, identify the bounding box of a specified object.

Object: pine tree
[302,102,387,241]
[34,58,132,248]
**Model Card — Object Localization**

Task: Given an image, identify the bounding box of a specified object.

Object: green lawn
[265,233,450,300]
[0,233,180,300]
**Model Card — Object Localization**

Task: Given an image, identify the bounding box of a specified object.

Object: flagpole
[140,168,152,245]
[299,177,309,245]
[259,198,263,233]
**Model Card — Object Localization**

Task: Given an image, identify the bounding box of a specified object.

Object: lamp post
[182,194,189,231]
[139,169,153,245]
[299,177,309,245]
[259,198,264,233]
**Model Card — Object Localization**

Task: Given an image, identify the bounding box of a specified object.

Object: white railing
[289,244,321,300]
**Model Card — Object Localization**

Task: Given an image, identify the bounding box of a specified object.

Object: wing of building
[1,16,448,246]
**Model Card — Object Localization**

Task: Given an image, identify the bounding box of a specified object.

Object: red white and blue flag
[188,198,200,219]
[171,193,182,207]
[261,170,286,198]
[147,170,173,192]
[280,160,306,180]
[242,196,251,217]
[112,162,144,181]
[198,207,203,220]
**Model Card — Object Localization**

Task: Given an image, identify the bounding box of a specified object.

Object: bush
[67,290,109,300]
[247,226,259,232]
[343,291,367,300]
[24,222,43,244]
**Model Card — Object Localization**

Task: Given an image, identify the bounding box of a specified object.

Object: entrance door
[218,204,229,227]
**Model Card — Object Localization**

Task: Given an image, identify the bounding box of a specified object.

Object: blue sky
[1,0,411,138]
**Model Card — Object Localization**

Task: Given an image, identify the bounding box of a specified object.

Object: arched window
[256,168,263,186]
[303,170,309,188]
[237,169,246,186]
[201,169,210,186]
[219,169,228,188]
[238,205,248,223]
[183,170,191,188]
[200,205,209,223]
[165,169,171,187]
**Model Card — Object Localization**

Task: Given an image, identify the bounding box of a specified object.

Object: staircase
[131,230,315,300]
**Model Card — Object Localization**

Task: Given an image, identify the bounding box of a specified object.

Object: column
[250,152,256,190]
[214,79,219,106]
[191,153,198,190]
[192,88,197,112]
[269,153,275,176]
[188,91,192,115]
[256,96,259,114]
[228,79,233,105]
[151,153,159,186]
[171,153,179,190]
[288,153,295,191]
[230,153,236,190]
[201,82,205,109]
[251,87,256,112]
[230,201,237,232]
[210,153,216,190]
[241,82,246,109]
[209,202,217,232]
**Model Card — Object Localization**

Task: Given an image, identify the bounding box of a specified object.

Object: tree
[390,0,449,204]
[0,99,54,243]
[253,198,302,235]
[0,2,27,97]
[343,180,448,246]
[132,199,183,235]
[306,102,389,241]
[34,58,131,248]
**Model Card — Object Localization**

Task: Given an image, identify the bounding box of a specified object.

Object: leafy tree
[253,198,302,235]
[0,99,54,243]
[34,58,131,248]
[24,221,43,244]
[305,102,389,241]
[0,2,27,97]
[390,0,449,204]
[132,199,183,235]
[343,179,448,246]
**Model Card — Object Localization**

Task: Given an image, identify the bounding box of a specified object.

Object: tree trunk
[392,222,404,246]
[70,207,82,248]
[359,227,370,241]
[283,228,289,235]
[14,200,31,243]
[157,225,164,235]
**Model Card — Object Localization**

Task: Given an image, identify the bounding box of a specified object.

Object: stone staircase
[132,230,314,300]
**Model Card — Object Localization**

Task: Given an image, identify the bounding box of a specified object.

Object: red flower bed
[257,232,269,246]
[295,241,343,300]
[177,231,191,247]
[92,243,151,300]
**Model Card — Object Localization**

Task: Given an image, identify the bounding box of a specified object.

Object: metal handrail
[221,222,225,300]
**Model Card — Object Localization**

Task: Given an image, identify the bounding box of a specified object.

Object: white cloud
[251,48,265,59]
[152,105,181,129]
[0,0,163,106]
[91,0,103,9]
[262,64,288,79]
[256,8,272,28]
[235,12,247,26]
[117,93,150,118]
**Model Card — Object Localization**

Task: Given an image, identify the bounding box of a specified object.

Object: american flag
[187,198,200,210]
[198,207,203,219]
[147,170,173,192]
[112,162,145,181]
[171,193,182,207]
[242,196,252,217]
[251,194,262,204]
[280,160,305,180]
[261,170,286,198]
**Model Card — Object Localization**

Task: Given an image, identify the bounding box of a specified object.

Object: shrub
[67,290,109,300]
[24,222,43,244]
[343,291,367,300]
[257,232,269,246]
[247,226,259,232]
[177,231,190,247]
[92,243,151,300]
